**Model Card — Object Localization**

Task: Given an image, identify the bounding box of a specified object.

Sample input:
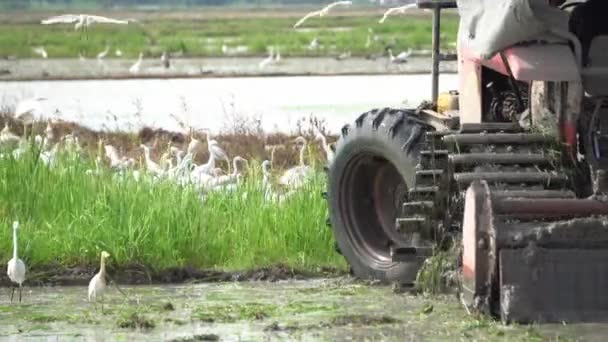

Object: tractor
[327,0,608,322]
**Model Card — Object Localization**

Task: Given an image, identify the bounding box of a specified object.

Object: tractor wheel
[327,108,429,283]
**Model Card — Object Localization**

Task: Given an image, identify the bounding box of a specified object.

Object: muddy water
[0,278,604,341]
[0,57,457,81]
[1,74,458,134]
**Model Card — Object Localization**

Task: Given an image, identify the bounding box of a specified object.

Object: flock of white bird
[5,1,417,307]
[2,118,335,306]
[31,2,418,74]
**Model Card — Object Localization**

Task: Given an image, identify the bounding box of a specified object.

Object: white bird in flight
[293,1,353,28]
[41,14,132,30]
[380,4,429,24]
[32,46,48,59]
[7,221,26,303]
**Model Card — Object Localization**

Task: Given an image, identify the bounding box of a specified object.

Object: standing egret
[0,122,20,147]
[279,136,314,189]
[32,46,48,59]
[315,131,335,164]
[308,37,319,51]
[161,51,170,69]
[140,144,164,176]
[207,156,248,189]
[129,52,143,74]
[96,45,110,60]
[388,48,411,64]
[7,221,26,303]
[293,1,353,28]
[88,251,110,311]
[259,51,275,69]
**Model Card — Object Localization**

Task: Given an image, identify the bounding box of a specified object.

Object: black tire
[328,108,430,283]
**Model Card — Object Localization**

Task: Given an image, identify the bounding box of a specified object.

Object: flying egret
[88,251,110,311]
[41,14,132,31]
[129,52,143,74]
[32,46,48,59]
[14,97,47,124]
[96,45,110,60]
[7,221,26,303]
[279,136,314,189]
[388,48,412,64]
[293,1,353,28]
[379,4,428,24]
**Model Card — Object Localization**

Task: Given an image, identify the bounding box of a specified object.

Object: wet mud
[0,278,605,341]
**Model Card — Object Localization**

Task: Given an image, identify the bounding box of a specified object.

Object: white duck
[7,221,26,303]
[279,136,314,189]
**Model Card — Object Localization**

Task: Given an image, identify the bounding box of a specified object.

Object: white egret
[32,46,48,59]
[279,136,314,189]
[41,14,132,31]
[129,52,143,74]
[140,144,164,176]
[0,122,20,146]
[379,4,418,24]
[293,1,353,28]
[115,49,123,57]
[161,51,170,69]
[315,131,335,164]
[45,120,55,143]
[274,49,281,63]
[96,45,110,60]
[259,50,275,69]
[388,48,411,64]
[335,51,351,61]
[308,37,319,51]
[14,97,47,123]
[207,156,248,189]
[88,251,110,311]
[7,221,26,303]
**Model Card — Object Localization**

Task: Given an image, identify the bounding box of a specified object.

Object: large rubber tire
[328,108,429,283]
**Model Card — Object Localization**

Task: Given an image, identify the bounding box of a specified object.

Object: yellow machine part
[437,91,459,114]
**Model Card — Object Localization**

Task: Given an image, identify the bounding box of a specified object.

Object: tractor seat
[582,36,608,97]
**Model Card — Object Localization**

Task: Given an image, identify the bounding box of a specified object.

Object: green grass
[0,142,345,272]
[0,14,458,58]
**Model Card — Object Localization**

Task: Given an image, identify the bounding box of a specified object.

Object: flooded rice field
[0,57,456,81]
[1,74,458,134]
[1,278,604,341]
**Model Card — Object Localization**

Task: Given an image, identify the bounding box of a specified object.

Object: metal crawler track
[393,123,574,260]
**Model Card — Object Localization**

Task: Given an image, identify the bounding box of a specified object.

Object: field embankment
[0,115,346,284]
